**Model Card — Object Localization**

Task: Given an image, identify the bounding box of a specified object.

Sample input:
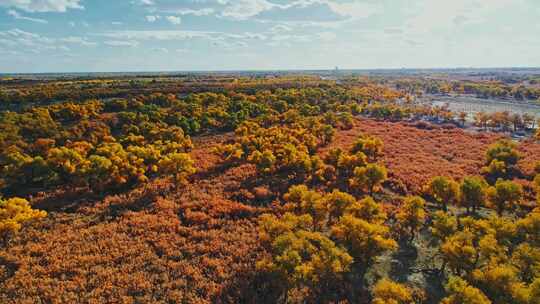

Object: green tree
[257,213,352,300]
[426,176,460,212]
[351,134,383,161]
[529,278,540,304]
[482,140,520,180]
[441,229,479,275]
[482,159,508,182]
[349,164,387,195]
[517,208,540,246]
[344,196,387,224]
[331,214,397,268]
[158,152,196,183]
[324,189,355,225]
[248,150,276,174]
[472,263,529,304]
[87,155,113,190]
[337,151,368,177]
[534,174,540,204]
[283,185,327,228]
[485,139,520,167]
[460,176,489,213]
[338,112,354,130]
[430,210,458,243]
[395,196,426,242]
[511,243,540,283]
[487,179,523,216]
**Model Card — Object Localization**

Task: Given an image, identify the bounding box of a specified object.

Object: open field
[429,95,540,118]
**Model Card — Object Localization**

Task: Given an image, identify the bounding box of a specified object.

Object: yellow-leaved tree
[372,278,414,304]
[158,152,196,183]
[426,176,460,212]
[0,197,47,244]
[351,134,384,161]
[257,212,352,301]
[331,214,397,270]
[395,196,426,242]
[487,179,523,216]
[441,277,491,304]
[349,164,387,195]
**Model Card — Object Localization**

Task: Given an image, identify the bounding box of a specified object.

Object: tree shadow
[389,239,418,282]
[422,271,446,304]
[0,256,19,282]
[213,269,283,304]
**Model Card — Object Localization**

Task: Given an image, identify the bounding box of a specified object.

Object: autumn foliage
[1,75,540,304]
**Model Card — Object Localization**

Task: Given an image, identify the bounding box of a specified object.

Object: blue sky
[0,0,539,73]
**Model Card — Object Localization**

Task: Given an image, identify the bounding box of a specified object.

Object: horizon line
[3,66,540,76]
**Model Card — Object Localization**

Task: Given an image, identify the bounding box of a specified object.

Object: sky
[0,0,539,73]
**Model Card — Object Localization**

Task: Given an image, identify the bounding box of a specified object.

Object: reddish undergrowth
[325,119,505,193]
[2,119,539,303]
[0,134,265,304]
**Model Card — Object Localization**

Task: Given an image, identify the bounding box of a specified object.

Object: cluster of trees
[0,82,406,243]
[3,75,540,303]
[254,133,540,303]
[474,111,538,132]
[1,83,404,195]
[394,78,540,101]
[0,101,195,195]
[247,133,392,301]
[216,122,389,197]
[0,75,338,107]
[257,186,399,302]
[1,141,195,193]
[215,120,334,183]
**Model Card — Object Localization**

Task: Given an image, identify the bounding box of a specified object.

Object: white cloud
[7,9,48,23]
[405,0,521,32]
[0,28,52,43]
[317,31,337,41]
[0,28,78,53]
[134,0,379,24]
[0,0,83,13]
[97,30,218,41]
[60,36,97,46]
[270,24,293,33]
[151,47,169,53]
[219,0,275,20]
[145,15,160,22]
[96,29,269,51]
[270,33,310,43]
[325,1,379,19]
[175,8,214,16]
[104,40,140,47]
[111,21,123,25]
[211,40,248,50]
[384,28,404,35]
[137,0,154,5]
[165,15,182,25]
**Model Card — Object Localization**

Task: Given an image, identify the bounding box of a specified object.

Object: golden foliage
[0,197,46,238]
[372,278,414,304]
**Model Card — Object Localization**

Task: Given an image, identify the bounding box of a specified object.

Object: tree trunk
[497,204,503,216]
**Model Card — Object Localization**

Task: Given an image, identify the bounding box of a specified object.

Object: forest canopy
[1,73,540,303]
